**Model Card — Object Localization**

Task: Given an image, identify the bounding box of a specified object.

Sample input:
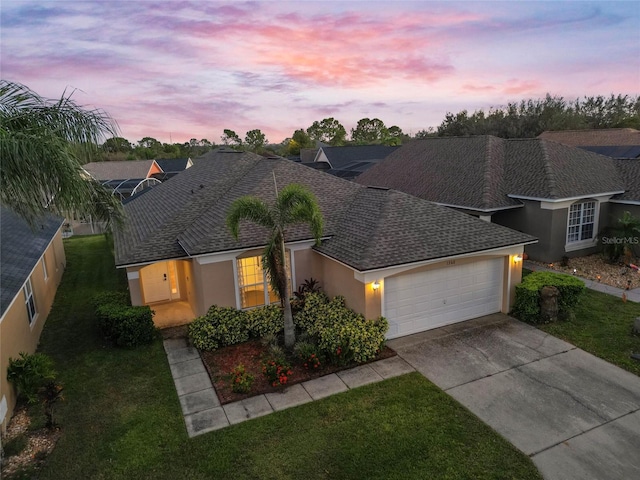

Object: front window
[23,278,37,325]
[237,254,291,309]
[567,201,596,243]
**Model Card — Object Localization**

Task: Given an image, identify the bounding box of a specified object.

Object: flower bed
[529,254,640,290]
[200,339,396,404]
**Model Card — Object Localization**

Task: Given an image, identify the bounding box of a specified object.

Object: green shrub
[262,358,292,387]
[2,433,28,458]
[513,271,586,323]
[294,293,388,364]
[246,305,283,338]
[6,352,57,404]
[294,340,324,369]
[92,291,130,308]
[229,364,254,394]
[95,303,156,347]
[188,305,249,351]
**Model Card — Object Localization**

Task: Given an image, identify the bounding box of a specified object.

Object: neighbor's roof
[317,145,399,170]
[578,145,640,159]
[355,136,625,210]
[83,160,159,181]
[1,207,63,317]
[155,158,191,173]
[114,150,535,271]
[538,128,640,147]
[611,159,640,203]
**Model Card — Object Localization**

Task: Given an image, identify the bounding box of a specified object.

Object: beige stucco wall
[292,248,322,291]
[193,259,236,315]
[126,266,144,306]
[1,228,66,434]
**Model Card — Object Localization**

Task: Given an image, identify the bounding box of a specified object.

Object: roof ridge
[539,139,559,198]
[482,137,497,209]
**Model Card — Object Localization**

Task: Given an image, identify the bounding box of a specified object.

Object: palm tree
[0,80,122,225]
[227,181,323,348]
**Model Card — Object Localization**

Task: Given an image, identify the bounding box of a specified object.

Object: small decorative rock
[633,317,640,335]
[539,286,560,323]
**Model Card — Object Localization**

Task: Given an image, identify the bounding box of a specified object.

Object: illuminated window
[237,254,291,309]
[24,278,37,325]
[567,201,596,243]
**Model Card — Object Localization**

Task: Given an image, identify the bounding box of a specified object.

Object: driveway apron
[387,314,640,480]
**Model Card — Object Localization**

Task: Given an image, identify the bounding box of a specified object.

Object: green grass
[538,288,640,375]
[28,235,541,479]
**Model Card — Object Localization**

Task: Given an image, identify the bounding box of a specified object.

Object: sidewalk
[163,337,415,437]
[525,260,640,303]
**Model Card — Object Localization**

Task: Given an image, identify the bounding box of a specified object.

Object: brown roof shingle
[538,128,640,146]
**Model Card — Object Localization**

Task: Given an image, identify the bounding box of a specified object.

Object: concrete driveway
[387,314,640,480]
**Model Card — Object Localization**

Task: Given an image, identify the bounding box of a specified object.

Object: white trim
[509,191,624,203]
[0,224,62,325]
[609,199,640,206]
[232,258,241,309]
[565,239,598,252]
[127,271,140,280]
[435,202,523,213]
[193,238,327,265]
[479,215,492,222]
[116,256,191,269]
[314,242,533,284]
[541,194,613,211]
[0,395,7,426]
[42,257,49,282]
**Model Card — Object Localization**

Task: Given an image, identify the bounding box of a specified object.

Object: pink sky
[1,1,639,145]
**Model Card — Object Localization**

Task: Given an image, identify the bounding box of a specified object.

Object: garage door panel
[385,259,503,339]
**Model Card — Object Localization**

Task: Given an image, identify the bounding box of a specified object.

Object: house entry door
[141,262,174,303]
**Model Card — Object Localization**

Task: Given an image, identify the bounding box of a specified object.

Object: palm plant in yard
[227,181,323,348]
[602,211,640,263]
[0,80,122,225]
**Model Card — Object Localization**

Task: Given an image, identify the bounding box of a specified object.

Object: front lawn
[14,235,541,479]
[538,287,640,376]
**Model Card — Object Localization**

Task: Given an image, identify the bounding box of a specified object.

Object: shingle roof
[355,136,625,210]
[612,159,640,203]
[83,160,158,181]
[318,145,399,170]
[114,151,535,271]
[155,158,190,173]
[1,207,63,316]
[579,145,640,159]
[538,129,640,146]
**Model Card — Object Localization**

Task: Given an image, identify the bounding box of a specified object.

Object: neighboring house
[65,160,164,236]
[0,207,66,433]
[114,149,535,339]
[355,136,640,263]
[539,128,640,159]
[304,145,400,180]
[153,158,193,181]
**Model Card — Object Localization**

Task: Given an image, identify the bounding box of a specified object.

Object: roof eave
[507,191,625,203]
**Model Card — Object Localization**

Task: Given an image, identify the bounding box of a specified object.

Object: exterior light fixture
[513,254,523,262]
[372,281,380,291]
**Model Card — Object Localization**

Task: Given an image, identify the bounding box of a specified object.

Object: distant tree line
[100,93,640,162]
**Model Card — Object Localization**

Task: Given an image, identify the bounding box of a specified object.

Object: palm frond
[276,184,324,244]
[226,196,274,239]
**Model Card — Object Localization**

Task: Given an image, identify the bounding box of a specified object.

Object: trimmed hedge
[294,293,388,363]
[188,306,249,351]
[246,305,284,338]
[512,271,585,323]
[95,303,156,347]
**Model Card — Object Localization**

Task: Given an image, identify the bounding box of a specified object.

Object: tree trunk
[280,235,295,348]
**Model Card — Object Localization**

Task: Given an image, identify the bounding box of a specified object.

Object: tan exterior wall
[318,255,367,314]
[1,229,66,433]
[292,248,322,291]
[126,266,144,306]
[179,260,199,316]
[193,260,236,315]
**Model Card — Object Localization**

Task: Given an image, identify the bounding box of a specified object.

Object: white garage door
[385,258,504,339]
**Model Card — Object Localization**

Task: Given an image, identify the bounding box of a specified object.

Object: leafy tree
[244,129,268,152]
[414,127,436,138]
[227,182,323,348]
[382,125,406,145]
[306,117,347,146]
[286,129,313,155]
[0,80,123,225]
[102,136,132,153]
[221,129,243,149]
[351,118,389,144]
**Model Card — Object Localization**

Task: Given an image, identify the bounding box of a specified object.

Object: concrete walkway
[388,314,640,480]
[525,260,640,302]
[164,337,415,437]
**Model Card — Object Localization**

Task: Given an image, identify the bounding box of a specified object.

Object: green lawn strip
[31,236,541,480]
[538,288,640,375]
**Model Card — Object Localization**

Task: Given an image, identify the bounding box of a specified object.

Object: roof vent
[366,185,389,191]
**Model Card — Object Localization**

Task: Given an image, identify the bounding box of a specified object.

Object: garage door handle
[163,274,167,281]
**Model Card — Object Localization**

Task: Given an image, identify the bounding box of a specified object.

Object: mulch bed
[529,254,640,291]
[200,340,396,405]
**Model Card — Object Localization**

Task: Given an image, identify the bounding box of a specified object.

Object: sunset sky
[2,1,639,145]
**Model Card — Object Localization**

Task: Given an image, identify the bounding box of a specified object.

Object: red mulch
[200,340,396,404]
